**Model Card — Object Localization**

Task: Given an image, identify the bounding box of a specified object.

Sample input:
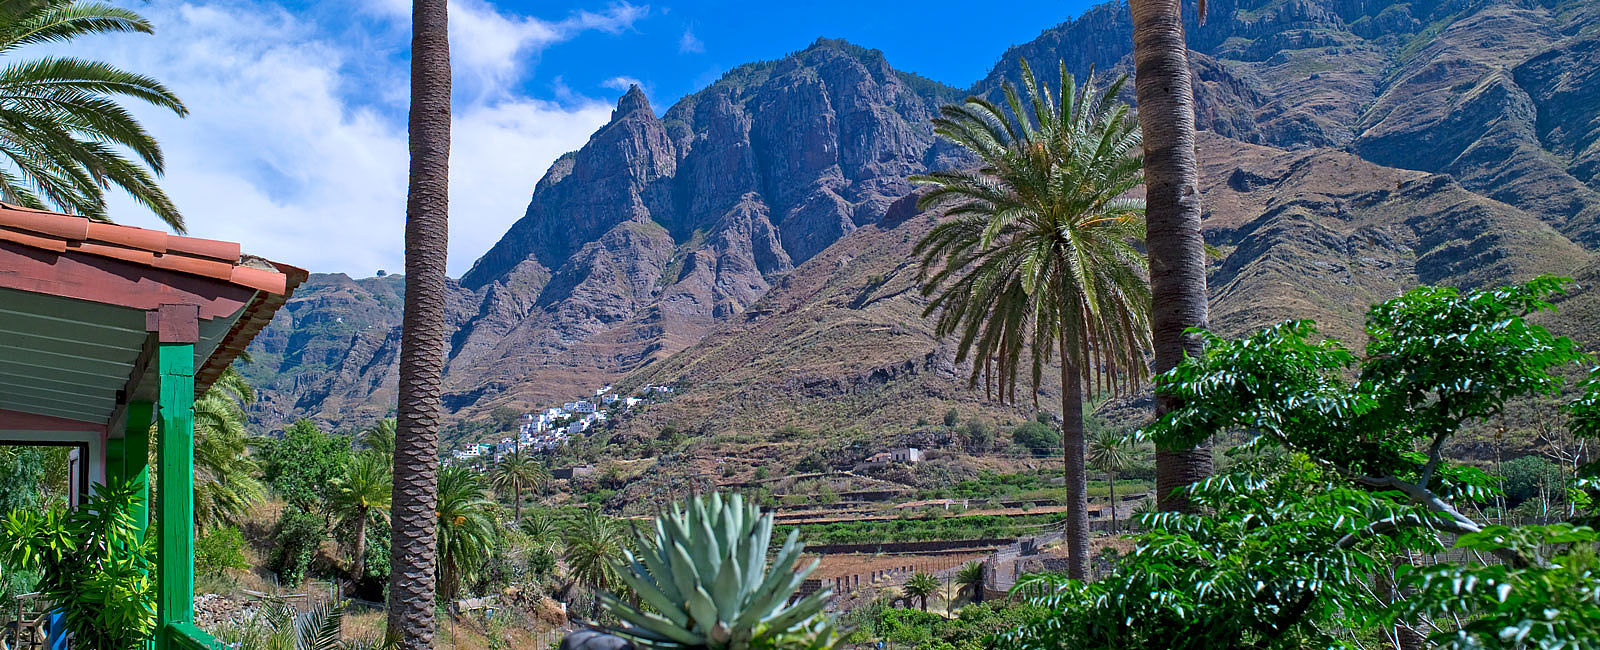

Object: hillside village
[447,384,672,465]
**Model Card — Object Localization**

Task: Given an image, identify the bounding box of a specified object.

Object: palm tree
[488,448,548,523]
[956,561,985,604]
[0,0,186,229]
[193,365,265,532]
[904,572,940,611]
[331,453,392,581]
[388,0,451,643]
[519,511,561,553]
[434,465,495,600]
[562,507,624,596]
[1087,427,1136,532]
[360,418,395,462]
[913,61,1152,579]
[1128,0,1213,513]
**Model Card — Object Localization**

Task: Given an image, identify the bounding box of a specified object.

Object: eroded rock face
[248,0,1600,430]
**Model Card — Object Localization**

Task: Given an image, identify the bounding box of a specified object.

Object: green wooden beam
[124,400,153,534]
[105,438,125,486]
[154,342,194,650]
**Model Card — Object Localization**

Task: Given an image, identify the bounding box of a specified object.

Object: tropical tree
[519,510,561,553]
[330,453,392,581]
[388,0,451,642]
[360,417,395,462]
[1128,0,1212,513]
[956,561,986,604]
[0,0,186,229]
[563,507,625,596]
[488,448,548,523]
[193,365,265,532]
[1087,425,1136,532]
[914,61,1151,579]
[434,465,495,600]
[904,572,940,612]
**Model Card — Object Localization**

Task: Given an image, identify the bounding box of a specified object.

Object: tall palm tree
[914,61,1152,579]
[488,448,548,523]
[562,507,624,596]
[388,0,450,644]
[360,418,395,462]
[434,465,495,600]
[0,0,186,229]
[331,453,392,581]
[956,561,985,603]
[1086,427,1136,532]
[1129,0,1213,513]
[904,572,940,611]
[192,365,264,532]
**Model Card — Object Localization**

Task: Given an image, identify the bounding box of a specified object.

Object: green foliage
[0,477,156,650]
[1500,455,1565,506]
[436,465,498,599]
[1146,277,1583,478]
[1010,422,1056,456]
[194,371,267,532]
[272,506,324,586]
[210,600,382,650]
[776,513,1064,545]
[563,507,625,593]
[854,602,1050,650]
[1389,525,1600,648]
[943,408,960,427]
[600,492,841,650]
[0,0,188,229]
[1002,279,1600,649]
[0,447,45,514]
[903,572,940,611]
[258,420,352,511]
[913,59,1150,402]
[196,526,249,577]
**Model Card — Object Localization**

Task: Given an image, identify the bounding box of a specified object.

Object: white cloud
[81,0,623,277]
[678,28,703,54]
[601,75,644,91]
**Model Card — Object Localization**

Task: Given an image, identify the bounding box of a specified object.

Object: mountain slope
[244,0,1600,432]
[613,132,1597,455]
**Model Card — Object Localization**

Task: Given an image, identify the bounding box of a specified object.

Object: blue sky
[87,0,1098,276]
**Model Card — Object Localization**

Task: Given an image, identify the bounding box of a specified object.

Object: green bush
[196,526,249,577]
[272,506,325,586]
[1500,455,1564,506]
[1010,422,1056,456]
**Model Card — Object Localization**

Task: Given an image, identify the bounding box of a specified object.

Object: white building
[571,400,596,413]
[891,447,924,463]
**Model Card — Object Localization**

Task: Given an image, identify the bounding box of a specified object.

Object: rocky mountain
[244,0,1600,433]
[613,131,1598,458]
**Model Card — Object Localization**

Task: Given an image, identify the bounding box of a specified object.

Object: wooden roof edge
[194,260,306,397]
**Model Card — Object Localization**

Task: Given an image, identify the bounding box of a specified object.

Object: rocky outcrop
[247,0,1600,430]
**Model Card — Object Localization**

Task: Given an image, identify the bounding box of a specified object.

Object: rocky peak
[612,85,652,121]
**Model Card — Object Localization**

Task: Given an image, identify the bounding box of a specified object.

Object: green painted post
[155,343,195,650]
[124,401,154,533]
[106,439,125,485]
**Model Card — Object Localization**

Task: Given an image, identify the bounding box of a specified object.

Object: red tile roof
[0,202,295,294]
[0,202,306,399]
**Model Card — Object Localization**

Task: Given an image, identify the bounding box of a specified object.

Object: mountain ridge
[242,0,1600,435]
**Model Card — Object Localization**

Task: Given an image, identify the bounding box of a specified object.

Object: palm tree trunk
[1060,327,1088,580]
[513,478,522,523]
[388,0,450,646]
[353,509,368,582]
[1108,469,1117,533]
[1129,0,1213,513]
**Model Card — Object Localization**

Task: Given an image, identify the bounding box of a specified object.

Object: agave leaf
[602,594,703,645]
[616,557,689,627]
[686,583,722,636]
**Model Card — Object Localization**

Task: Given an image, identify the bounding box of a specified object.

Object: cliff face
[987,0,1600,244]
[245,0,1600,431]
[245,39,965,428]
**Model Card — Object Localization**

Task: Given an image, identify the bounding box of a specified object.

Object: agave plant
[599,492,839,649]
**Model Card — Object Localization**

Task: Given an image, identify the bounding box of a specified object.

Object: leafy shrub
[0,477,155,650]
[1500,455,1564,506]
[272,506,325,586]
[944,408,960,427]
[196,526,249,577]
[1010,422,1056,456]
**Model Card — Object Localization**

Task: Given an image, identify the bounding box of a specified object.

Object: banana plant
[598,492,840,649]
